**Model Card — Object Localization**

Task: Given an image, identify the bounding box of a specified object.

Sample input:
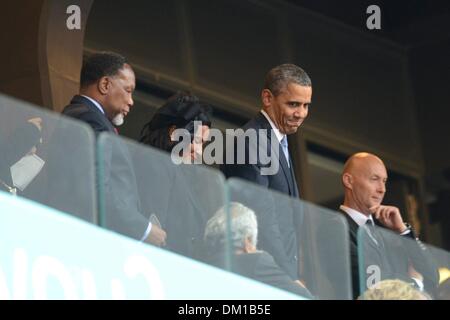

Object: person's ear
[98,76,110,95]
[168,125,177,141]
[342,173,353,189]
[261,89,273,108]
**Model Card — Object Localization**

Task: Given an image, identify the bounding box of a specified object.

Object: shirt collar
[81,95,105,115]
[260,110,285,143]
[340,205,374,227]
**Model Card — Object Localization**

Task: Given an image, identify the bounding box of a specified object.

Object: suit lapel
[258,113,297,197]
[278,143,296,196]
[288,157,299,197]
[340,210,359,241]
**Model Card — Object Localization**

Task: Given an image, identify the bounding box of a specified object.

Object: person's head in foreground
[359,279,430,300]
[204,202,258,255]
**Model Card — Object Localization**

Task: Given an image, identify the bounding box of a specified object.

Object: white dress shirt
[260,110,291,166]
[340,205,375,226]
[260,110,284,144]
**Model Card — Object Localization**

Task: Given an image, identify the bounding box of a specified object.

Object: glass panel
[358,225,444,299]
[0,191,301,299]
[96,132,227,263]
[429,246,450,300]
[0,94,96,223]
[226,178,352,299]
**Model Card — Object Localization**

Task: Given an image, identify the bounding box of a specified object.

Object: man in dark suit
[62,52,166,246]
[221,64,312,280]
[204,202,313,298]
[339,152,438,298]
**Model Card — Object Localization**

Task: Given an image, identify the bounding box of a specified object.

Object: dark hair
[264,63,311,96]
[167,90,200,104]
[139,91,212,152]
[80,52,128,88]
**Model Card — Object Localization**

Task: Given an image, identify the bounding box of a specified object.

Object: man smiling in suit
[222,64,312,280]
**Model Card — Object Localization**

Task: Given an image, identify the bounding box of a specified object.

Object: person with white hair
[204,202,313,298]
[359,279,430,300]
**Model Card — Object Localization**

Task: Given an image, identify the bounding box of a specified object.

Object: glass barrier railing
[7,93,450,300]
[0,94,96,223]
[225,178,352,299]
[357,225,447,299]
[97,132,227,264]
[0,190,302,299]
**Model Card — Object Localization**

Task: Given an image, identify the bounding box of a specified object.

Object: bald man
[339,152,438,299]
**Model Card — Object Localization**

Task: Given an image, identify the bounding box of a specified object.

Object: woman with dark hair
[139,91,211,162]
[138,92,214,260]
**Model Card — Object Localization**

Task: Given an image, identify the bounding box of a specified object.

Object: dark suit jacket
[206,250,313,298]
[340,210,439,299]
[62,95,116,134]
[1,122,41,193]
[62,95,149,239]
[221,112,300,280]
[141,165,213,260]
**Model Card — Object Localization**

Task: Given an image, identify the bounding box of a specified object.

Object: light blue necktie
[280,136,290,167]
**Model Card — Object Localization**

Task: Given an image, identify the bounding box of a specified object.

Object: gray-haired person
[204,202,313,298]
